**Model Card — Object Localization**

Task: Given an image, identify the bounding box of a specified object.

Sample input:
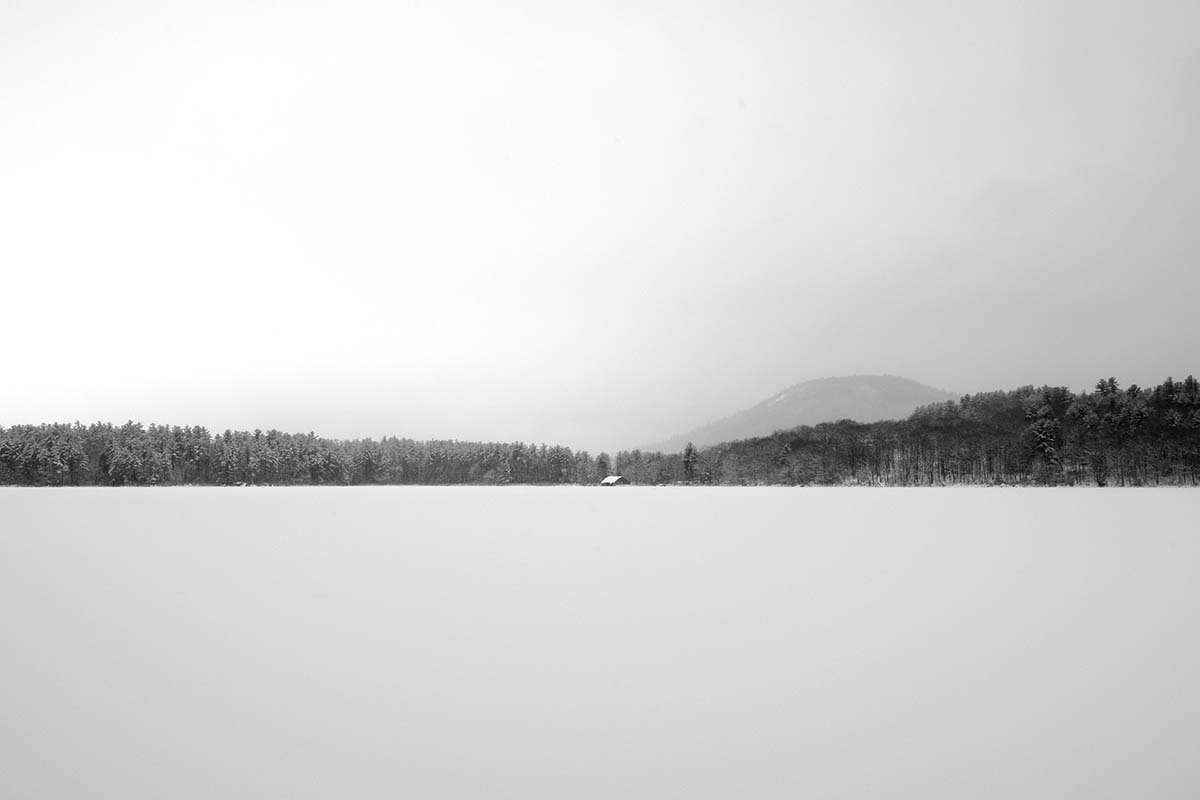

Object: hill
[645,375,958,453]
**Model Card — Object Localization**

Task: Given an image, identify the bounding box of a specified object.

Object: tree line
[0,424,623,487]
[697,376,1200,486]
[2,376,1197,487]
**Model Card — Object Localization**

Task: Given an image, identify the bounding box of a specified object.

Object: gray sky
[2,0,1198,452]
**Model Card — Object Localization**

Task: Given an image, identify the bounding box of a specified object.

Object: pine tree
[683,442,697,483]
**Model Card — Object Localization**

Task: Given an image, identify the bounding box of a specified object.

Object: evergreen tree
[683,442,697,483]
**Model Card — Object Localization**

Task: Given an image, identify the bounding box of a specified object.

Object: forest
[692,376,1200,487]
[1,376,1198,487]
[0,424,615,487]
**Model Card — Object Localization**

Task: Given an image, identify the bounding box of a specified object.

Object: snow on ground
[1,487,1197,799]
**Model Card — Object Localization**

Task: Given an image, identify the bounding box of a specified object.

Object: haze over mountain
[646,375,958,453]
[2,2,1198,454]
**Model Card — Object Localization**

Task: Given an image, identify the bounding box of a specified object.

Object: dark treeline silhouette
[3,376,1198,487]
[0,425,616,487]
[696,376,1200,486]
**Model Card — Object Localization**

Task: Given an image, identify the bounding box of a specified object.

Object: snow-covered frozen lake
[2,487,1197,799]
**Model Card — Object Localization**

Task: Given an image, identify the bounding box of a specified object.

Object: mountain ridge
[644,374,958,453]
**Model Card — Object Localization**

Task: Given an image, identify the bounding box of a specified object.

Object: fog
[2,487,1198,798]
[2,1,1198,450]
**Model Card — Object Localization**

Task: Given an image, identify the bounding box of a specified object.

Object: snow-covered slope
[646,375,957,453]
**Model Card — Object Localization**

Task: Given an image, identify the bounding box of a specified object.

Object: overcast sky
[2,0,1198,452]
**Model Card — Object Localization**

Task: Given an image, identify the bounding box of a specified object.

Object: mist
[3,0,1197,451]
